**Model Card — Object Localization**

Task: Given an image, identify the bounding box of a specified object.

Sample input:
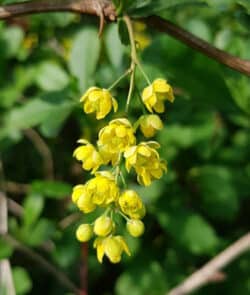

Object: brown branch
[0,1,249,76]
[0,0,116,21]
[144,16,250,77]
[5,181,29,195]
[3,234,79,294]
[168,232,250,295]
[0,159,16,295]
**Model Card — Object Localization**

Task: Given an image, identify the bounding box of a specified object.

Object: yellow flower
[124,142,167,186]
[76,224,93,242]
[76,185,96,213]
[118,190,145,219]
[80,87,118,120]
[139,114,163,138]
[142,79,174,113]
[94,216,114,237]
[93,236,130,263]
[98,118,136,164]
[85,171,119,206]
[71,184,85,203]
[126,219,145,237]
[73,139,103,173]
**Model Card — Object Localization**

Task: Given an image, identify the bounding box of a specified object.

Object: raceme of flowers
[72,78,174,264]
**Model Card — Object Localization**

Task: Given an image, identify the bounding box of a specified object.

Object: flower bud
[139,114,163,138]
[76,224,93,242]
[126,219,145,237]
[94,216,113,237]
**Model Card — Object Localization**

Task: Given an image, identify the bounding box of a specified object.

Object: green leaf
[116,261,168,295]
[118,18,130,46]
[1,26,24,58]
[31,180,72,199]
[0,238,13,259]
[189,166,239,221]
[35,61,69,91]
[13,267,32,295]
[0,92,75,140]
[158,210,219,254]
[127,0,207,16]
[23,194,44,227]
[105,24,124,70]
[69,27,100,91]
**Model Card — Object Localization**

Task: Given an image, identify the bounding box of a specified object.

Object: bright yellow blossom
[76,185,96,213]
[118,190,145,219]
[142,79,174,113]
[71,184,85,203]
[98,118,136,164]
[94,216,114,237]
[139,114,163,138]
[80,87,118,120]
[93,236,130,263]
[126,219,145,237]
[124,142,167,186]
[85,171,119,206]
[76,224,93,242]
[73,139,103,173]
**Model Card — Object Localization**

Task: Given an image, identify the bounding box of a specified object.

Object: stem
[107,69,131,91]
[137,61,151,85]
[123,15,137,113]
[117,210,129,221]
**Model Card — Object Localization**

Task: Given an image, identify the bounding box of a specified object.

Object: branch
[0,158,16,295]
[144,16,250,77]
[3,234,79,294]
[168,232,250,295]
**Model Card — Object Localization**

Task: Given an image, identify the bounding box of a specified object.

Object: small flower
[124,142,167,186]
[76,185,96,213]
[94,216,114,237]
[98,118,136,164]
[71,184,85,203]
[94,236,130,263]
[73,139,103,173]
[80,87,118,120]
[126,219,145,237]
[85,171,119,206]
[139,114,163,138]
[142,79,174,113]
[118,190,145,219]
[76,224,93,242]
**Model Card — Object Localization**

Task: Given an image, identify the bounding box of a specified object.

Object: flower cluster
[72,74,174,264]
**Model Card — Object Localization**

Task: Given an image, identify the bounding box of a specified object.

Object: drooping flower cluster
[71,25,175,264]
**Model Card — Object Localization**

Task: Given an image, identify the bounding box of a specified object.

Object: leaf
[158,210,219,254]
[116,261,168,295]
[31,180,72,199]
[118,18,130,46]
[0,238,13,259]
[1,26,24,58]
[69,27,100,91]
[13,267,32,295]
[189,166,239,221]
[23,194,44,227]
[35,61,69,91]
[0,92,75,140]
[127,0,207,16]
[105,24,124,70]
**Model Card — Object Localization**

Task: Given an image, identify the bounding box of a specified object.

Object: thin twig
[0,158,16,295]
[24,129,54,180]
[58,212,82,229]
[168,232,250,295]
[144,16,250,77]
[80,243,88,295]
[3,234,79,294]
[5,181,29,195]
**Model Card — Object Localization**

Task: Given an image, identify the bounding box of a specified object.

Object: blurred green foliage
[0,0,250,294]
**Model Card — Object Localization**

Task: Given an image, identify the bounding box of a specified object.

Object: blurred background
[0,0,250,294]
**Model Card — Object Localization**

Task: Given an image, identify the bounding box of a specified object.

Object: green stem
[123,15,137,113]
[118,210,129,221]
[107,69,131,91]
[137,61,151,85]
